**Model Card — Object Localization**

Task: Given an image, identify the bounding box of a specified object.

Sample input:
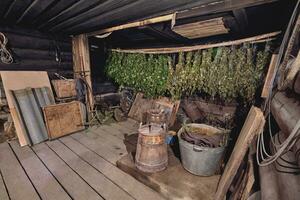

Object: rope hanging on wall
[0,32,14,64]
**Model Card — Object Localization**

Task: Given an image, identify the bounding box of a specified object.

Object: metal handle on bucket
[193,145,209,152]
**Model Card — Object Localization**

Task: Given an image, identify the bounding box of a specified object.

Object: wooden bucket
[135,124,168,173]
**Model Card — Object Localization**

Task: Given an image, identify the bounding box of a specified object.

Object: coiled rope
[0,32,13,64]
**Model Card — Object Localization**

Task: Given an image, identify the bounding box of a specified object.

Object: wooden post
[72,34,94,112]
[261,54,278,98]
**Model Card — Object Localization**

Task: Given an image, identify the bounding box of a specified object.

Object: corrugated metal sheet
[12,88,50,145]
[33,87,55,107]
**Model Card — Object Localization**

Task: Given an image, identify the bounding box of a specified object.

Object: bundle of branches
[105,43,271,103]
[106,52,169,98]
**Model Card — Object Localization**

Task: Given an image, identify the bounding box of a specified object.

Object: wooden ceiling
[0,0,287,35]
[0,0,296,48]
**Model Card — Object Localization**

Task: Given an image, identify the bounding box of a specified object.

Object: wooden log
[271,92,300,166]
[11,48,72,61]
[271,92,300,135]
[215,106,265,200]
[259,134,300,200]
[0,60,72,70]
[261,54,279,98]
[111,31,280,54]
[289,72,300,95]
[3,32,71,51]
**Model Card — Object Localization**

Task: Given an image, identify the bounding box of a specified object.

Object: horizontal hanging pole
[110,31,280,54]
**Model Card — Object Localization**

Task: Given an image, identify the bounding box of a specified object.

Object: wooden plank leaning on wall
[72,34,94,114]
[215,106,265,200]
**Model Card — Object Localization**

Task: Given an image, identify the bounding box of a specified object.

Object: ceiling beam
[87,14,175,36]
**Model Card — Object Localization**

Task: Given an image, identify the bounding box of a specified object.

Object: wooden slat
[60,136,164,200]
[32,143,102,200]
[88,14,175,36]
[47,140,134,200]
[172,17,229,39]
[215,106,265,200]
[91,126,135,153]
[0,142,40,200]
[77,130,129,159]
[0,170,9,200]
[10,140,71,200]
[71,132,124,164]
[261,54,279,98]
[111,31,280,54]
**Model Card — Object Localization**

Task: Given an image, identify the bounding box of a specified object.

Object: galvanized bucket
[178,123,228,176]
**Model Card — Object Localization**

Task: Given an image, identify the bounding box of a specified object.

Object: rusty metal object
[135,124,168,173]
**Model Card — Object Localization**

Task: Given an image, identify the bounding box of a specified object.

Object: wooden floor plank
[91,126,135,152]
[0,169,9,200]
[32,143,102,200]
[101,124,138,146]
[47,140,134,200]
[60,136,165,200]
[0,142,40,200]
[71,132,126,165]
[10,140,71,200]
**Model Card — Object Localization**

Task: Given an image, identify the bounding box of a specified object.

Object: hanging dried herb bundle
[106,52,169,98]
[105,43,270,103]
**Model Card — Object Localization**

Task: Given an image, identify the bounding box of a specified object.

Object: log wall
[0,26,73,76]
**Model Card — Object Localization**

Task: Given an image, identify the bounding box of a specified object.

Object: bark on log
[0,60,72,70]
[260,133,300,200]
[289,72,300,95]
[11,48,72,61]
[271,92,300,166]
[2,32,71,51]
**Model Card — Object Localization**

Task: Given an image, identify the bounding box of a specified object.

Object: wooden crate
[51,79,76,98]
[43,101,85,139]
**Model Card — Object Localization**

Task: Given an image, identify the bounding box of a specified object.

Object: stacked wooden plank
[172,17,230,39]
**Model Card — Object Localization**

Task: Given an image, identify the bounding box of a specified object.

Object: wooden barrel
[135,124,168,173]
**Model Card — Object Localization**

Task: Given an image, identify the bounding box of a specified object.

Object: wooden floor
[0,119,165,200]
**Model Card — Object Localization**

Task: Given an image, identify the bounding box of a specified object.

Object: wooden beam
[88,14,175,36]
[111,31,280,54]
[215,106,265,200]
[261,54,279,98]
[72,34,94,112]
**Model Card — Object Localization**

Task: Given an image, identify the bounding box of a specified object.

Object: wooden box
[51,79,76,98]
[43,101,85,139]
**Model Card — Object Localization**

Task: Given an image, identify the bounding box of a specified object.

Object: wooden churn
[135,124,168,173]
[146,109,166,125]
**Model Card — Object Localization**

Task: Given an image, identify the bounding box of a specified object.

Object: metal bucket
[178,124,228,176]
